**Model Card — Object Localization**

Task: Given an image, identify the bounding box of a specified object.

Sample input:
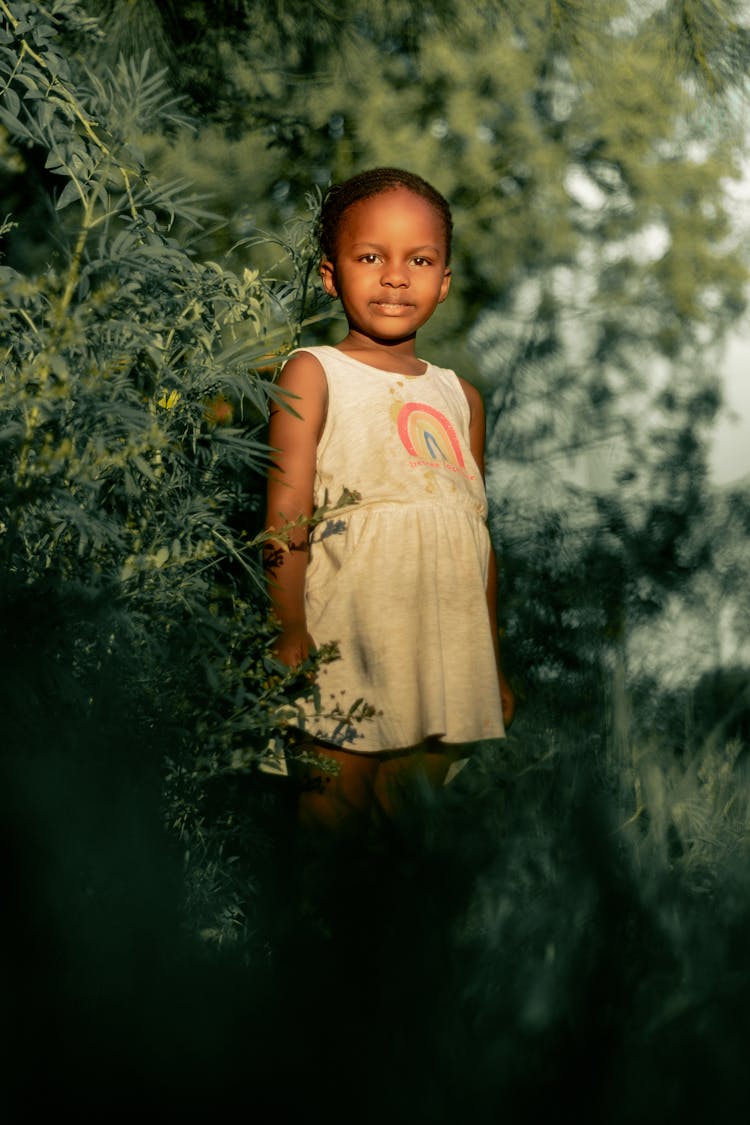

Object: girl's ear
[438,267,452,303]
[320,259,338,298]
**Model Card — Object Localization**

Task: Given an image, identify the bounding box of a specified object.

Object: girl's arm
[265,352,327,667]
[461,377,516,729]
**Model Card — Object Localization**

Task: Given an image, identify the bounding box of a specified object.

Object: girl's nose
[381,263,408,287]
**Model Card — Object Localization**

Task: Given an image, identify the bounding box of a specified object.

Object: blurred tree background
[2,0,750,1118]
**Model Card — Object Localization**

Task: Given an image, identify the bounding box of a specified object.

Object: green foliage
[2,6,750,1116]
[0,0,339,946]
[123,0,748,649]
[123,2,748,337]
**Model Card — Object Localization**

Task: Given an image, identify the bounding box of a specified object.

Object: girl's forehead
[340,188,447,249]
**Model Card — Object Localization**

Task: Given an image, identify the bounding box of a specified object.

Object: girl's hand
[273,624,316,669]
[498,668,516,729]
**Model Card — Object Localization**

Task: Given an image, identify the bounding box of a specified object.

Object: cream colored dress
[286,345,505,754]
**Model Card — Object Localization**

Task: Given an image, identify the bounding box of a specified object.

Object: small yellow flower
[157,389,181,410]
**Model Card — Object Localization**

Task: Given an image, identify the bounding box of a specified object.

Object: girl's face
[320,187,451,346]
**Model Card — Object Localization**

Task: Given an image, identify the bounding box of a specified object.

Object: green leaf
[55,179,81,210]
[0,106,32,139]
[3,87,20,116]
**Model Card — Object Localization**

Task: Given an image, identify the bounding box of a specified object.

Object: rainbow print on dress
[396,401,469,472]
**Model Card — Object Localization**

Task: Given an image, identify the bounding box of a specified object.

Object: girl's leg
[373,740,465,819]
[293,743,379,833]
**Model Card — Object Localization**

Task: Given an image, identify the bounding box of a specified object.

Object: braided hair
[318,167,453,264]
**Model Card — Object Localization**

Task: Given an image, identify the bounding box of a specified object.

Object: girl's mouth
[372,301,414,312]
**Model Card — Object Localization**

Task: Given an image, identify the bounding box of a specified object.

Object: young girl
[265,167,514,831]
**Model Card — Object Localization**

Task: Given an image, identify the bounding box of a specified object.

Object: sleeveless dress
[284,345,505,754]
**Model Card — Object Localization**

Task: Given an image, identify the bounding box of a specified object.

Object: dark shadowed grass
[4,662,750,1121]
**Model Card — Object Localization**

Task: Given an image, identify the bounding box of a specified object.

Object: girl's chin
[361,313,422,334]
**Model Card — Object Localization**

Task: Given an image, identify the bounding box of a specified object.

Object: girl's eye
[359,254,380,264]
[412,257,432,267]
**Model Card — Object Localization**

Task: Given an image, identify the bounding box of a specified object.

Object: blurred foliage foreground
[2,3,750,1121]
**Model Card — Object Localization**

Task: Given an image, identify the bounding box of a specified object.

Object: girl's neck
[335,330,426,376]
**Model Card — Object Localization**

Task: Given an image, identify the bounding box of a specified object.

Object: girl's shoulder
[274,349,329,418]
[429,364,485,427]
[278,347,327,385]
[281,346,351,386]
[455,374,485,419]
[284,345,337,367]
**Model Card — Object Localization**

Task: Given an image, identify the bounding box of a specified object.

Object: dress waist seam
[314,499,487,521]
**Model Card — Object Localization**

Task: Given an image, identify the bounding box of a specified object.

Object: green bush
[0,0,330,947]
